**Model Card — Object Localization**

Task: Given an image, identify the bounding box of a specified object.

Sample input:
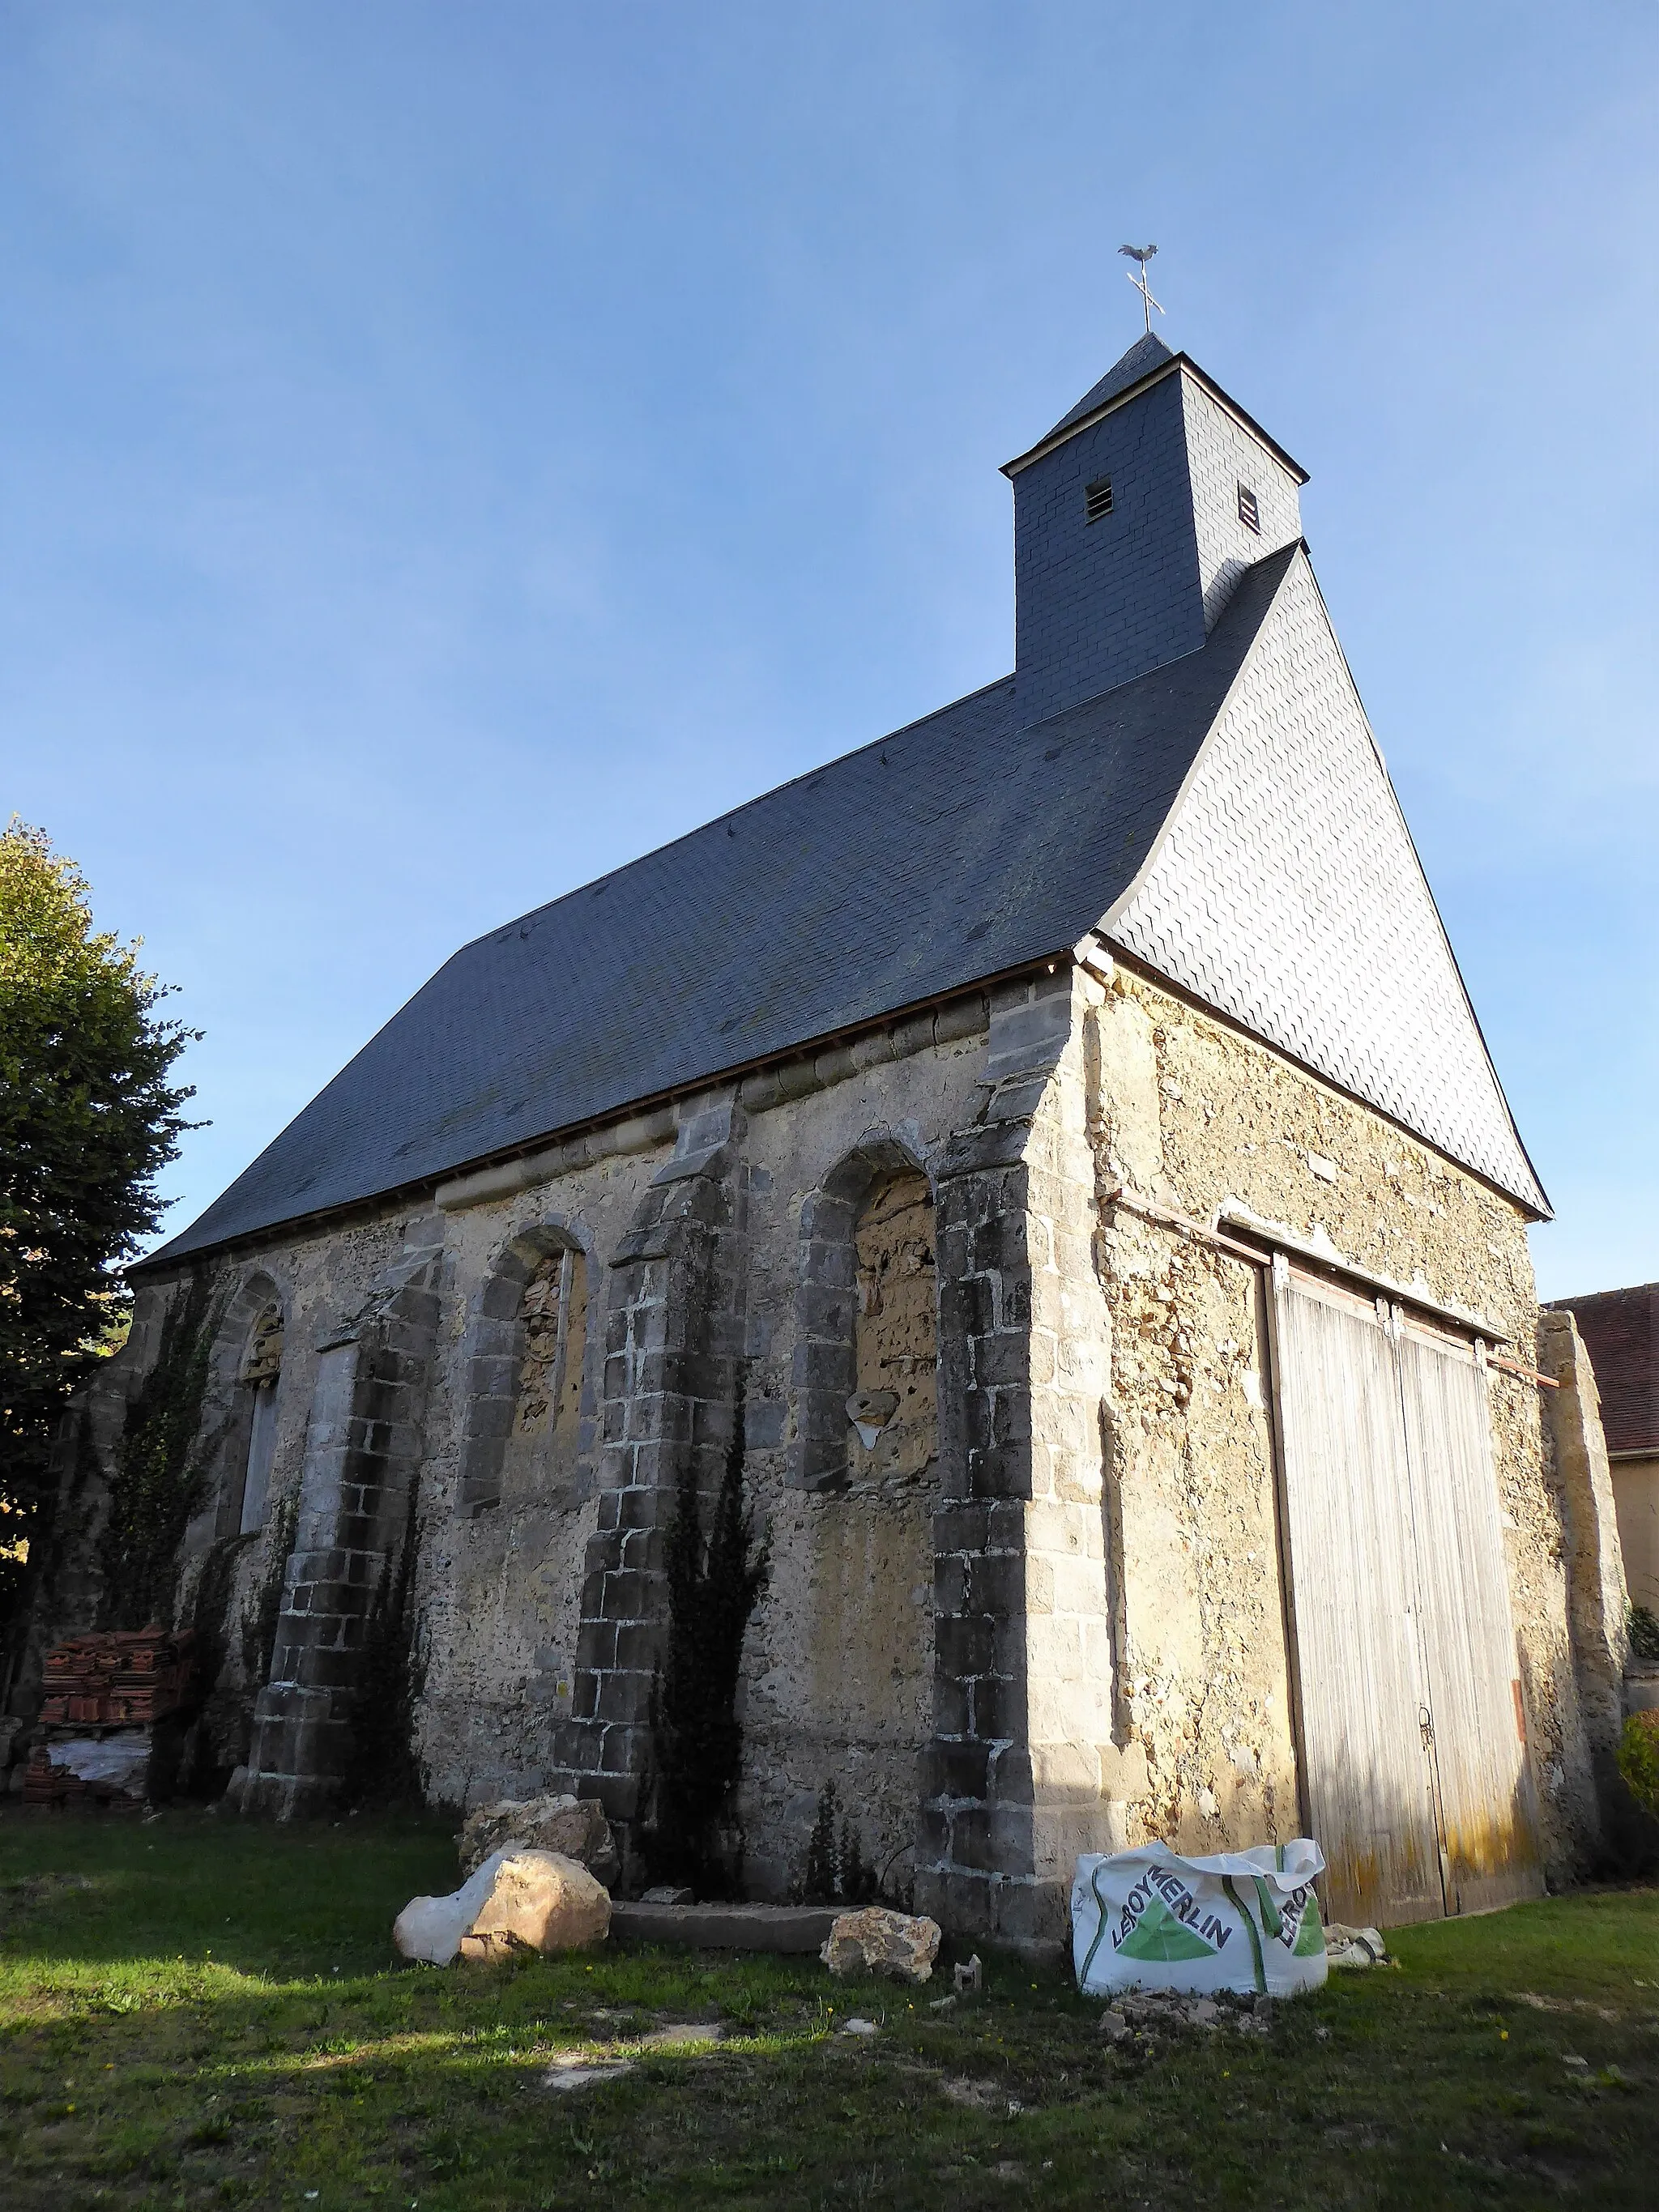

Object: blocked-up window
[236,1304,284,1534]
[513,1249,588,1476]
[847,1172,937,1481]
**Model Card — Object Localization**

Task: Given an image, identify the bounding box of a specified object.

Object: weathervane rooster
[1119,243,1163,333]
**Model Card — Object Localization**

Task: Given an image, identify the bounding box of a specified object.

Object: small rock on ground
[543,2055,635,2092]
[458,1849,610,1962]
[458,1793,619,1882]
[635,2022,724,2051]
[821,1907,941,1985]
[540,2021,722,2091]
[1099,1989,1269,2038]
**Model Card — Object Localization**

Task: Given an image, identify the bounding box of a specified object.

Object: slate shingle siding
[1013,369,1205,718]
[1179,375,1304,629]
[1013,364,1303,721]
[1108,552,1548,1213]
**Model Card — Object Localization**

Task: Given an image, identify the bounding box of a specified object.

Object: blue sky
[3,1,1655,1301]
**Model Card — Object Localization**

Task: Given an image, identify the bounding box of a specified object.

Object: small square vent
[1237,481,1261,534]
[1085,477,1113,522]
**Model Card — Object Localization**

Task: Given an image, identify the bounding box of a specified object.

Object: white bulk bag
[1073,1839,1328,1999]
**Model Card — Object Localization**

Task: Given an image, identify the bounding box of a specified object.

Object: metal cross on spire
[1118,243,1163,334]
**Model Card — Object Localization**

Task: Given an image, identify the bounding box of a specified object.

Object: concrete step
[610,1900,838,1953]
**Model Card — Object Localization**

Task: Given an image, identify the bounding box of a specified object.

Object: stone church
[19,332,1631,1950]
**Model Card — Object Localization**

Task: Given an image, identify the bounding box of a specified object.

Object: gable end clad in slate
[1107,548,1550,1217]
[145,547,1302,1267]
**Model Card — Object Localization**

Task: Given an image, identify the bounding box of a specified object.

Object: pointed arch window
[459,1234,592,1515]
[511,1247,588,1479]
[849,1172,938,1482]
[795,1143,939,1492]
[234,1304,284,1535]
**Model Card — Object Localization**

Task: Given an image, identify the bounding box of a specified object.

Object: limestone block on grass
[458,1792,618,1882]
[821,1906,941,1985]
[394,1849,510,1966]
[394,1848,611,1967]
[457,1850,611,1962]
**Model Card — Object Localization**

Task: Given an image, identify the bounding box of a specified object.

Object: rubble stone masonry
[28,951,1608,1945]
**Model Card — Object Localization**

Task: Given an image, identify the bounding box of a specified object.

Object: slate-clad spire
[1004,336,1309,720]
[1037,331,1177,445]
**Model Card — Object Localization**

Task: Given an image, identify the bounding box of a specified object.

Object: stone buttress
[919,965,1126,1951]
[240,1217,445,1816]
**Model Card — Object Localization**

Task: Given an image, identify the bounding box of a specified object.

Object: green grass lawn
[2,1809,1657,2209]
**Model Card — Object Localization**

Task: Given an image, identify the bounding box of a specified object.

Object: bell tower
[1005,334,1308,721]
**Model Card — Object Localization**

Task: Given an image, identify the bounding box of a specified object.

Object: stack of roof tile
[22,1737,148,1810]
[23,1630,198,1809]
[38,1629,197,1729]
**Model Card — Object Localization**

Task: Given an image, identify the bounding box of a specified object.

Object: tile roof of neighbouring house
[1550,1284,1659,1455]
[143,545,1301,1265]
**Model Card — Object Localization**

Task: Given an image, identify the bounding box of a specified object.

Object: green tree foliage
[98,1273,217,1630]
[1617,1711,1659,1821]
[0,820,197,1636]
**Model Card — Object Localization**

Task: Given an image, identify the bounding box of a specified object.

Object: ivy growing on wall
[98,1273,218,1631]
[798,1780,880,1907]
[347,1485,426,1807]
[646,1375,769,1894]
[241,1490,296,1690]
[184,1530,249,1796]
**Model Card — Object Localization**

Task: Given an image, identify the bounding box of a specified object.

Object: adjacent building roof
[1550,1285,1659,1455]
[151,551,1302,1264]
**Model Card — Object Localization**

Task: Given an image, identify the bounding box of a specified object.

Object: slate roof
[1005,334,1308,484]
[146,545,1303,1266]
[1550,1285,1659,1455]
[1036,331,1178,445]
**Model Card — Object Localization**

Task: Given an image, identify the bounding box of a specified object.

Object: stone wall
[1086,952,1594,1885]
[16,946,1600,1931]
[298,991,992,1886]
[1537,1308,1629,1813]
